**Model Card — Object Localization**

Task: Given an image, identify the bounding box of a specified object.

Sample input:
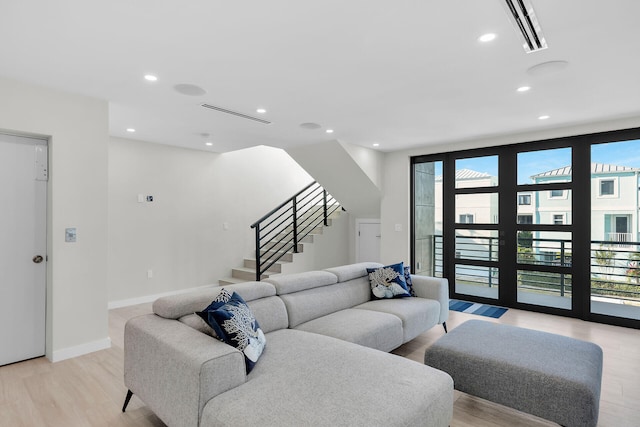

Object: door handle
[32,255,44,264]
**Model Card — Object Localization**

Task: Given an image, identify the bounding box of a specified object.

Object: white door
[0,133,47,366]
[358,221,381,263]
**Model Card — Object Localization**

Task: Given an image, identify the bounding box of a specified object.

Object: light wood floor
[1,304,639,427]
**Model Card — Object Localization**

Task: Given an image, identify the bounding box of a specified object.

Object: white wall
[108,139,316,303]
[0,76,109,361]
[381,115,640,266]
[286,140,381,217]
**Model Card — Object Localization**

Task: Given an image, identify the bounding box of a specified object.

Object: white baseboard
[108,284,218,310]
[51,337,112,363]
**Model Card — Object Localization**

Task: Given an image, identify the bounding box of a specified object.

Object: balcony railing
[422,234,640,302]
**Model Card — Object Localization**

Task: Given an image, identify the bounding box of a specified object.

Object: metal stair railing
[250,181,341,281]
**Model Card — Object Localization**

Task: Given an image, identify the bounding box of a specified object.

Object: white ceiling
[2,1,640,153]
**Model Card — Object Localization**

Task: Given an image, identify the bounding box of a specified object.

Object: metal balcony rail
[427,234,640,301]
[250,181,341,281]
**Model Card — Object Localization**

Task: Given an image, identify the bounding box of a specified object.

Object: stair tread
[233,267,280,276]
[218,277,246,285]
[247,258,291,264]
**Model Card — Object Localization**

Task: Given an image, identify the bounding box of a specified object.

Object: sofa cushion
[197,289,266,373]
[200,329,454,427]
[278,277,371,328]
[366,262,411,299]
[265,270,337,295]
[295,308,403,352]
[153,281,276,320]
[324,261,383,282]
[356,297,441,343]
[246,296,289,334]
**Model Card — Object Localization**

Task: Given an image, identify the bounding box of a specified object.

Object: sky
[433,139,640,184]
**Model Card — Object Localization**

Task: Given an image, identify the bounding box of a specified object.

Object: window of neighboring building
[518,194,531,205]
[550,189,564,198]
[518,215,533,224]
[459,214,474,224]
[598,178,617,197]
[600,180,614,195]
[553,214,564,225]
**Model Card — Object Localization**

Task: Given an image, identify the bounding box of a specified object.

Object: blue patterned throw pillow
[366,262,411,299]
[404,265,416,297]
[197,289,266,373]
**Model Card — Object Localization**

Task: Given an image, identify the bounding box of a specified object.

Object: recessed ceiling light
[478,33,497,43]
[517,86,531,92]
[256,108,267,114]
[126,128,136,133]
[538,115,550,120]
[144,74,158,82]
[373,143,380,147]
[326,129,334,134]
[205,142,213,146]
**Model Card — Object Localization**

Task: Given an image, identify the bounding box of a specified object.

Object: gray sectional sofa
[123,262,453,427]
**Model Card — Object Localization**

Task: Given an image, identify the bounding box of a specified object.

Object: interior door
[0,133,47,366]
[358,221,381,263]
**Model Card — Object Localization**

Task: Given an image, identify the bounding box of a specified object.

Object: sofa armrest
[410,275,449,325]
[124,314,246,427]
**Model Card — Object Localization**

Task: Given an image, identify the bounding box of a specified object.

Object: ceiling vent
[503,0,547,53]
[201,104,272,125]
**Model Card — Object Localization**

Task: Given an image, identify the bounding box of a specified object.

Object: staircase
[218,217,339,285]
[219,181,342,285]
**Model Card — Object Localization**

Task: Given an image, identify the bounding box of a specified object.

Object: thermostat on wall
[65,227,77,242]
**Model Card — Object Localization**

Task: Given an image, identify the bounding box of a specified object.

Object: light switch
[137,194,144,203]
[223,222,230,231]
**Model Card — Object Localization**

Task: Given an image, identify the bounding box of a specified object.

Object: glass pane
[455,156,498,188]
[414,161,443,277]
[517,147,572,185]
[517,270,572,309]
[455,264,499,299]
[455,193,499,224]
[456,229,499,262]
[516,190,572,225]
[517,231,572,266]
[590,139,640,319]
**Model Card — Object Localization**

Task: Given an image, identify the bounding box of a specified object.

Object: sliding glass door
[590,139,640,321]
[515,147,573,310]
[452,155,500,300]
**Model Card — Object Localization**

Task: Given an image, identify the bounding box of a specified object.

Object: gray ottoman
[424,320,603,427]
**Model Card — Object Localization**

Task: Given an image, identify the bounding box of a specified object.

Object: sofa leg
[122,390,133,412]
[442,322,448,333]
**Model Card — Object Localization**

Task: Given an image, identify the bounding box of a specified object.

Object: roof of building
[532,163,640,179]
[435,168,491,181]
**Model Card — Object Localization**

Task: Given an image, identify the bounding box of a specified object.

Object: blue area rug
[449,299,508,319]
